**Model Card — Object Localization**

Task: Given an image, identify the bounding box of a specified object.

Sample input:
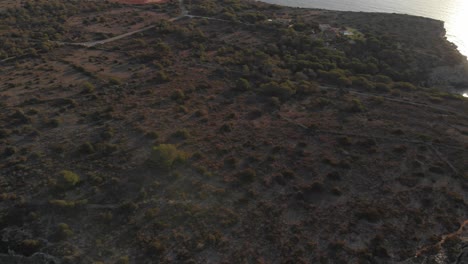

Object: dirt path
[56,0,249,48]
[56,24,156,48]
[319,85,468,119]
[56,0,186,48]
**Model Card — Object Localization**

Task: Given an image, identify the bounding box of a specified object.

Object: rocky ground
[0,0,467,263]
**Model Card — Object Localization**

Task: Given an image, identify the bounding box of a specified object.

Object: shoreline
[256,0,468,92]
[257,0,468,59]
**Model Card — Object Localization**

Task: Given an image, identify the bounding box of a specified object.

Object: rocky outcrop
[429,61,468,92]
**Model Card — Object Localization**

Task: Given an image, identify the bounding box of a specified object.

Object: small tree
[259,81,295,100]
[81,82,95,93]
[393,82,416,91]
[235,78,251,92]
[148,144,187,170]
[58,170,80,189]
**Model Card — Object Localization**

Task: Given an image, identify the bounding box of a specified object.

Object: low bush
[374,82,391,93]
[259,81,295,100]
[4,146,16,157]
[47,118,61,128]
[109,77,122,86]
[49,199,88,208]
[296,81,320,95]
[148,144,187,170]
[79,142,95,154]
[235,78,251,92]
[145,131,159,139]
[18,239,41,256]
[171,89,185,101]
[236,168,256,184]
[81,82,95,93]
[115,256,129,264]
[57,170,81,189]
[393,82,416,91]
[54,223,73,240]
[171,129,190,140]
[0,129,10,139]
[346,99,366,112]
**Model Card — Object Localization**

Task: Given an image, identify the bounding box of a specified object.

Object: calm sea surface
[261,0,468,58]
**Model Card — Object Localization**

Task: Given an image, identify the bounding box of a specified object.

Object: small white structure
[319,24,332,32]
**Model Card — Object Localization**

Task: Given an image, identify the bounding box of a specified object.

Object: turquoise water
[261,0,468,58]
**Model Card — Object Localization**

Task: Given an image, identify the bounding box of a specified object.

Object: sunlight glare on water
[444,0,468,57]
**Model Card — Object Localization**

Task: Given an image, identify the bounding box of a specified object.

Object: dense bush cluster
[148,144,188,170]
[0,0,116,58]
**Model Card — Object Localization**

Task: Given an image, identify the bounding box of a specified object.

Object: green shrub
[374,75,392,84]
[99,211,113,223]
[26,108,39,115]
[47,118,61,128]
[337,76,352,87]
[428,96,443,104]
[49,199,75,208]
[235,78,251,91]
[115,256,129,264]
[390,89,401,97]
[337,136,352,146]
[318,69,349,86]
[49,199,88,208]
[109,77,122,85]
[355,208,382,222]
[144,208,159,219]
[219,123,233,133]
[4,146,16,157]
[259,81,295,100]
[145,131,159,139]
[171,89,185,101]
[393,82,416,91]
[155,71,169,83]
[148,144,187,170]
[81,82,95,93]
[147,240,166,255]
[89,173,104,185]
[347,99,366,112]
[296,81,320,95]
[177,106,188,113]
[374,82,391,93]
[0,129,10,139]
[371,96,385,104]
[11,110,31,124]
[171,129,190,140]
[101,127,115,140]
[236,168,256,184]
[58,170,80,189]
[55,223,73,240]
[350,76,374,90]
[79,142,95,154]
[18,239,41,256]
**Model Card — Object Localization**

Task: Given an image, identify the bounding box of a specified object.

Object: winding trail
[56,25,156,48]
[56,0,249,48]
[405,220,468,263]
[58,0,188,48]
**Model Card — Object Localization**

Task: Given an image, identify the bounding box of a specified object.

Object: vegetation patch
[148,144,188,170]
